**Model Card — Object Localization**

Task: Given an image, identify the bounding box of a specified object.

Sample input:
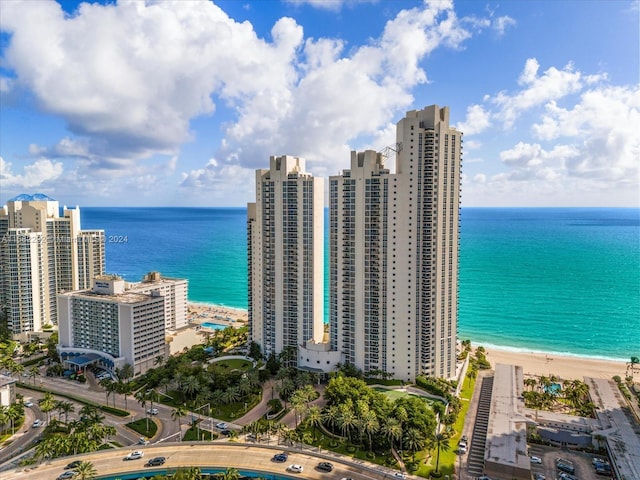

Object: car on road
[147,408,159,415]
[317,462,333,472]
[65,461,81,470]
[24,401,34,407]
[215,422,228,429]
[145,456,166,467]
[477,476,493,480]
[393,473,406,479]
[461,435,468,442]
[457,444,467,454]
[32,419,44,428]
[287,464,304,473]
[272,453,288,462]
[138,437,150,445]
[124,450,144,460]
[530,455,542,464]
[220,429,231,436]
[57,471,77,480]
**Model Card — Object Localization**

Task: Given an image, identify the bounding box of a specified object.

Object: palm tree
[338,405,357,442]
[172,405,188,440]
[382,417,403,455]
[360,410,379,452]
[432,431,451,473]
[524,377,537,391]
[5,404,22,433]
[74,461,97,480]
[402,427,425,460]
[28,365,39,386]
[39,391,56,423]
[306,406,322,442]
[323,404,340,435]
[135,389,150,431]
[99,378,115,407]
[182,375,201,400]
[56,400,74,423]
[466,365,478,388]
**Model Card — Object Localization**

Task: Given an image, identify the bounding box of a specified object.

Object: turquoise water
[201,322,227,330]
[97,467,289,479]
[82,207,639,362]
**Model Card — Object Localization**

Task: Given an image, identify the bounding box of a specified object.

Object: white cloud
[0,156,64,188]
[284,0,378,11]
[456,104,491,135]
[490,58,606,128]
[492,15,516,36]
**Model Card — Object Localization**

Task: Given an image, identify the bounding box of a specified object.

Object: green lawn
[125,418,158,438]
[208,358,253,371]
[414,375,477,478]
[182,426,218,441]
[372,386,443,407]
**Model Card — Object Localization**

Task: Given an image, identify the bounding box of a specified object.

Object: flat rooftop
[485,363,531,477]
[62,290,161,305]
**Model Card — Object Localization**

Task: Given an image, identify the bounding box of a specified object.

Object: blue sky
[1,0,638,207]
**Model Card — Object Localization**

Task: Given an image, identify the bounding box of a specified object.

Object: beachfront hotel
[128,271,188,331]
[0,194,105,340]
[57,275,168,376]
[330,105,461,381]
[247,156,325,362]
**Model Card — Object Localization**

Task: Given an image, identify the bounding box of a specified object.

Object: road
[2,442,409,480]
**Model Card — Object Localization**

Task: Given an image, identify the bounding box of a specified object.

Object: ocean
[82,207,639,362]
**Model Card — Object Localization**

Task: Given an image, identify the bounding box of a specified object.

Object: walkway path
[234,379,277,425]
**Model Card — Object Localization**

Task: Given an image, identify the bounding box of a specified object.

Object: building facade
[57,275,167,376]
[127,271,188,331]
[248,156,324,361]
[330,106,461,381]
[0,194,105,340]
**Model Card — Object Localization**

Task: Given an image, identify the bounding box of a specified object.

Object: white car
[24,401,34,407]
[124,450,144,460]
[147,408,159,415]
[287,464,304,473]
[215,422,228,429]
[32,419,44,428]
[530,455,542,464]
[393,474,406,479]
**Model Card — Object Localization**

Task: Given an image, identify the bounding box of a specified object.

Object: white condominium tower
[57,275,167,376]
[248,156,324,361]
[331,105,461,381]
[0,194,105,339]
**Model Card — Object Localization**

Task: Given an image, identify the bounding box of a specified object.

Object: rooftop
[8,193,56,202]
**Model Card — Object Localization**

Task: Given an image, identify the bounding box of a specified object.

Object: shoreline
[474,342,627,380]
[183,302,627,379]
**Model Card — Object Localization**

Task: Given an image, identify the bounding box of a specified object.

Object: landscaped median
[17,382,130,417]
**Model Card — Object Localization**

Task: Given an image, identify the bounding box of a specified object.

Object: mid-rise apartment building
[0,194,105,340]
[247,156,324,361]
[128,271,188,330]
[57,275,167,376]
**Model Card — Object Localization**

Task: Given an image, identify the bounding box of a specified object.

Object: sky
[1,0,638,207]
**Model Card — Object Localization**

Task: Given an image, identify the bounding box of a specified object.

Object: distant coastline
[84,207,639,364]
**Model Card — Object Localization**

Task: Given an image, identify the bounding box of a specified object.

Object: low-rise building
[57,275,167,376]
[0,375,17,406]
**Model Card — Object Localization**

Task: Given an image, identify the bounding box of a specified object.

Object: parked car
[124,450,144,460]
[457,444,467,454]
[317,462,333,472]
[145,456,166,467]
[272,453,288,462]
[57,471,77,480]
[287,464,304,473]
[557,463,575,474]
[64,461,81,470]
[530,455,542,464]
[147,408,159,415]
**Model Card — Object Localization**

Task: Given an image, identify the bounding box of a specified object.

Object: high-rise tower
[0,194,105,339]
[331,105,461,380]
[248,156,324,362]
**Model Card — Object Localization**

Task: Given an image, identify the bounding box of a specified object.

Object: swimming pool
[201,322,226,330]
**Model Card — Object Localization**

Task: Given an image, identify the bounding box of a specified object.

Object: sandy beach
[187,302,248,325]
[482,346,627,380]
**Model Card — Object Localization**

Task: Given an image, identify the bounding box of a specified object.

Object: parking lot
[528,444,610,480]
